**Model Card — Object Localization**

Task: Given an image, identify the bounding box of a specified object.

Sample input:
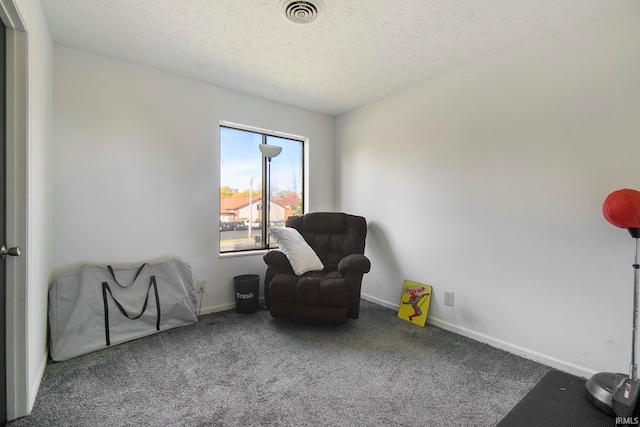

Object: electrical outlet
[444,290,454,307]
[197,280,206,293]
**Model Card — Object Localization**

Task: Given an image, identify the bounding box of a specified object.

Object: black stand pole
[262,157,271,247]
[630,235,639,381]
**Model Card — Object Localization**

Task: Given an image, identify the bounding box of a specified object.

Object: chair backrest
[285,212,367,270]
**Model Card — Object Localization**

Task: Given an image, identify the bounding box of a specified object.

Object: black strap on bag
[107,263,148,288]
[102,275,161,347]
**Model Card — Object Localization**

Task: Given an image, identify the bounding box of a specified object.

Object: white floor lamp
[259,144,282,245]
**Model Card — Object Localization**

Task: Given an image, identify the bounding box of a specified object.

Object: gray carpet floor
[9,300,551,426]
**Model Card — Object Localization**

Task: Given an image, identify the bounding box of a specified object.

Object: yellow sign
[398,280,432,327]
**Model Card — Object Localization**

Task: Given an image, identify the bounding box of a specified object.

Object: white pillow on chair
[268,227,324,276]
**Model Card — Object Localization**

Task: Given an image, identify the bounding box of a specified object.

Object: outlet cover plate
[444,291,454,306]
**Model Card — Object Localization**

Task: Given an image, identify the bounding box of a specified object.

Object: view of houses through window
[219,125,304,253]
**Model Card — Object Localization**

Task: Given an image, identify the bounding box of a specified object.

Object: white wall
[6,0,53,419]
[336,3,640,378]
[52,45,335,313]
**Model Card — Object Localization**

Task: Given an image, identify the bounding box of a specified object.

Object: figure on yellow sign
[402,286,429,321]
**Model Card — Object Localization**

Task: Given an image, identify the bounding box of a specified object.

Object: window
[219,124,305,253]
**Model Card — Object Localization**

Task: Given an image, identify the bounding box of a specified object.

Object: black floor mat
[496,370,617,427]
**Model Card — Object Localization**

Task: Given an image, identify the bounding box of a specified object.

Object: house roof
[278,193,300,207]
[221,197,294,214]
[220,198,251,213]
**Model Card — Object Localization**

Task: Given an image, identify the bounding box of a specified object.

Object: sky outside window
[220,127,303,197]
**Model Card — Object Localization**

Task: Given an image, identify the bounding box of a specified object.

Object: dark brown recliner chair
[263,212,371,324]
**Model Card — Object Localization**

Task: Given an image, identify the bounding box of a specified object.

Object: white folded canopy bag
[49,258,197,361]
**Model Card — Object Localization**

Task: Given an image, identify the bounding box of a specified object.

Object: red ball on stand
[603,188,640,237]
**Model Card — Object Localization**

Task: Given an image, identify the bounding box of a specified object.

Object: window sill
[219,249,269,259]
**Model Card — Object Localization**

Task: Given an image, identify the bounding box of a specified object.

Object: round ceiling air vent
[279,0,324,24]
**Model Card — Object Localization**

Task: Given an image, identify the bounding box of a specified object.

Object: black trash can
[233,274,259,314]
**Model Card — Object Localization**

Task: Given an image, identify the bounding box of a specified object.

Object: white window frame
[219,121,309,255]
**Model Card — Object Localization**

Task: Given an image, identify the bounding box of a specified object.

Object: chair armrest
[338,254,371,275]
[263,250,294,273]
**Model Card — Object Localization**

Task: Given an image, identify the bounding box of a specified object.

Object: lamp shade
[603,189,640,229]
[259,144,282,159]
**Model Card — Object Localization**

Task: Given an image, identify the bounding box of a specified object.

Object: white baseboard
[362,292,398,310]
[198,302,235,316]
[361,293,596,379]
[197,297,266,317]
[28,350,48,414]
[427,316,596,379]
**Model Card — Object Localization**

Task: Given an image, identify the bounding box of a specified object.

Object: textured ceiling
[40,0,635,116]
